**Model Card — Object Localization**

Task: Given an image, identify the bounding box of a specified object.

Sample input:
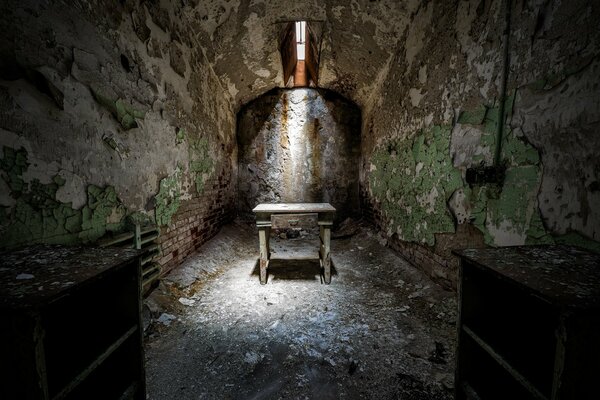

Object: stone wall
[0,0,236,275]
[360,0,600,288]
[237,88,361,223]
[3,0,598,285]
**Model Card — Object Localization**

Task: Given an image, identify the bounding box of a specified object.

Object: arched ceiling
[170,0,421,111]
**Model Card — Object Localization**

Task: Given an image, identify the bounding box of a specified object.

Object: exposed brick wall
[157,171,235,276]
[387,237,457,290]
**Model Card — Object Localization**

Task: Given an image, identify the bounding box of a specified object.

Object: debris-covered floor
[144,220,457,399]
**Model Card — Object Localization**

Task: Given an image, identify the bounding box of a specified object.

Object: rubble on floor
[144,219,457,399]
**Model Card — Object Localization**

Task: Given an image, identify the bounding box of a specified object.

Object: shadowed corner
[250,258,338,283]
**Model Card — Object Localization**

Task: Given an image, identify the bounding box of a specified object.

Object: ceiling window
[295,21,306,61]
[280,21,319,88]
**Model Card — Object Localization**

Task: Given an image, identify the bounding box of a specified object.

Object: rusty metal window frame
[280,20,319,87]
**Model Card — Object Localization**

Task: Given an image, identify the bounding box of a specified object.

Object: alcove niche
[236,88,361,224]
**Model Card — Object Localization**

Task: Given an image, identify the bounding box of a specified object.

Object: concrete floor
[144,220,457,399]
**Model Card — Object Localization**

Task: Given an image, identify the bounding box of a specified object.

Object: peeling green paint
[176,128,186,144]
[477,165,541,244]
[464,94,543,245]
[457,94,595,250]
[467,185,486,229]
[0,146,129,249]
[189,137,214,193]
[371,91,600,250]
[154,165,182,226]
[370,125,462,245]
[91,89,145,130]
[457,105,487,125]
[467,95,517,165]
[79,185,127,241]
[367,91,591,249]
[502,134,540,165]
[115,99,145,129]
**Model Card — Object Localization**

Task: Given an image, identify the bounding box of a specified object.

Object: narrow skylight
[295,21,306,61]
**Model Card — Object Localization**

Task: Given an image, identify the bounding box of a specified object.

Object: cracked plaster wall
[237,88,361,223]
[361,0,600,285]
[0,0,236,252]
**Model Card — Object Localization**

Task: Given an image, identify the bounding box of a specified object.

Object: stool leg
[266,227,271,259]
[321,226,331,284]
[259,227,269,284]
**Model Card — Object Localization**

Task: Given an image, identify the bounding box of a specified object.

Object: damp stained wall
[0,0,236,272]
[360,0,600,286]
[237,88,361,222]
